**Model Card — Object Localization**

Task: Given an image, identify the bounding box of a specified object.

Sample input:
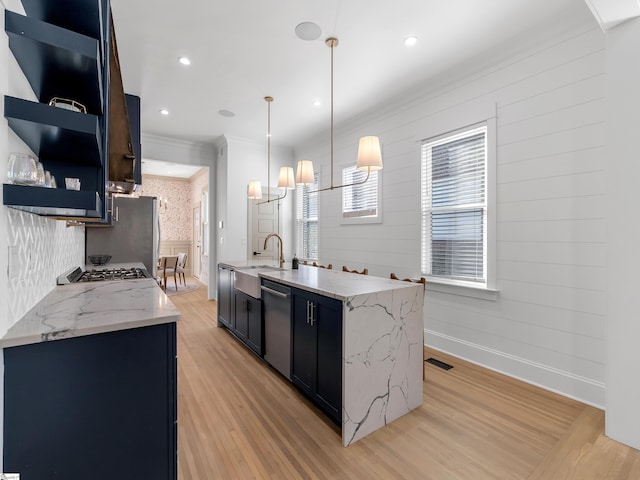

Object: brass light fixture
[247,96,296,203]
[297,37,383,193]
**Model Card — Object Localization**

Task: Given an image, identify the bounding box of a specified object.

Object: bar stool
[312,262,332,269]
[390,273,426,287]
[342,266,368,275]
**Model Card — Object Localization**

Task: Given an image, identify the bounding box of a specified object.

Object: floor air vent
[425,357,453,370]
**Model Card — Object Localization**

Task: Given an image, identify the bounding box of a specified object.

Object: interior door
[249,193,279,262]
[193,206,201,278]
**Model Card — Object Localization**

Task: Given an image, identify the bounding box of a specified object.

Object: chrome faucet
[264,233,285,268]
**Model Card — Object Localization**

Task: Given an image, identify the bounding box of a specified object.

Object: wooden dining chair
[158,255,179,291]
[342,266,368,275]
[176,253,188,286]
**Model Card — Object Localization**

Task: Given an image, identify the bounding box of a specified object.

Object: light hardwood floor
[171,279,640,479]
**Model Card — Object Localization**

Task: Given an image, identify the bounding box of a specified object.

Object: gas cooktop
[58,266,152,284]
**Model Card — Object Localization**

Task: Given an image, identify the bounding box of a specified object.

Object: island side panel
[342,285,424,446]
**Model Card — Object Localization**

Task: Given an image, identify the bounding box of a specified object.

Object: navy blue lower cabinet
[3,323,177,480]
[233,289,263,355]
[291,288,342,424]
[217,265,233,329]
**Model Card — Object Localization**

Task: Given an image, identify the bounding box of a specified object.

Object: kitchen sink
[234,265,281,298]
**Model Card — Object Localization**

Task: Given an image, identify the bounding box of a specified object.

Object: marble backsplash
[5,209,84,333]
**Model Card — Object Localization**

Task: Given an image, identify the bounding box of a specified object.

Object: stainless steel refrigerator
[86,196,160,276]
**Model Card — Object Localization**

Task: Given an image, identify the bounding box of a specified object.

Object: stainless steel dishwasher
[261,279,292,380]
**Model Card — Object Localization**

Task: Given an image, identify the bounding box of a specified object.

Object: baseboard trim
[425,329,605,409]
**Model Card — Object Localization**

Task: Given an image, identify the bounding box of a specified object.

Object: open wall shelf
[20,0,105,41]
[3,184,102,218]
[2,0,111,221]
[5,96,103,165]
[5,10,104,114]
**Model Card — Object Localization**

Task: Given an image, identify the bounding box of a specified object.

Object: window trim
[296,171,319,261]
[417,101,497,294]
[340,165,382,225]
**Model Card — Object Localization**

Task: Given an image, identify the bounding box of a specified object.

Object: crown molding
[584,0,640,30]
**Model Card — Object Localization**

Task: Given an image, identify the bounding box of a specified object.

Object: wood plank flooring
[171,278,640,479]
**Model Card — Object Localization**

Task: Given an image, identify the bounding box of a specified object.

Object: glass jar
[35,161,46,186]
[7,153,38,185]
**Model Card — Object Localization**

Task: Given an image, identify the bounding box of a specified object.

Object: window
[421,124,487,285]
[341,166,380,223]
[296,173,319,260]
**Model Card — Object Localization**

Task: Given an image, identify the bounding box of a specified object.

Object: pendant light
[297,37,383,193]
[247,96,296,203]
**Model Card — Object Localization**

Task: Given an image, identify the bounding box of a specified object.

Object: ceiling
[141,159,203,179]
[111,0,595,154]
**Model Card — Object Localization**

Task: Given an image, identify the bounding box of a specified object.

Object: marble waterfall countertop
[220,260,425,446]
[0,264,180,349]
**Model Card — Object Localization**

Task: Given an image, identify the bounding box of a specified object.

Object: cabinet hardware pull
[310,302,315,326]
[114,205,119,222]
[306,300,310,324]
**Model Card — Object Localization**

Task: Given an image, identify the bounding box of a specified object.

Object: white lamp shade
[296,160,315,185]
[247,180,262,199]
[277,167,296,189]
[356,136,383,171]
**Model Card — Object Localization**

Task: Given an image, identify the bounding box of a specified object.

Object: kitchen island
[219,261,424,446]
[0,269,180,480]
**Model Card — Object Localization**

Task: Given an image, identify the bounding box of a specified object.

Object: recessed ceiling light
[404,36,418,47]
[160,109,169,115]
[295,22,322,41]
[312,100,321,107]
[178,56,191,66]
[218,109,235,118]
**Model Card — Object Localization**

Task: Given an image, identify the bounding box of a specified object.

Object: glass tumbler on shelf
[36,161,45,186]
[7,153,38,185]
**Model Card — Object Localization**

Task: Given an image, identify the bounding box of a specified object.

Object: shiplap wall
[294,24,606,406]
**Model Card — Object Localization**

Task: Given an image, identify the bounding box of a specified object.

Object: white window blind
[421,125,487,284]
[296,173,319,260]
[342,166,379,219]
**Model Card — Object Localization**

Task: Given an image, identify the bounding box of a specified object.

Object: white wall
[605,16,640,451]
[294,22,606,407]
[218,135,295,263]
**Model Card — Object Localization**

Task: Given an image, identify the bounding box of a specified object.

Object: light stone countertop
[0,275,180,349]
[220,260,418,301]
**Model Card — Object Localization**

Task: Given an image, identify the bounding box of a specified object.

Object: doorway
[248,188,281,263]
[193,206,202,278]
